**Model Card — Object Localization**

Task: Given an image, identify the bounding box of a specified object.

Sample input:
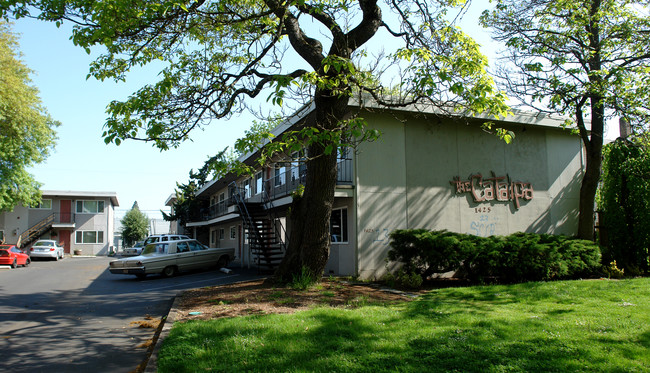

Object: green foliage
[597,138,650,274]
[481,0,650,239]
[289,266,318,290]
[0,0,510,156]
[381,268,423,290]
[481,0,650,128]
[0,22,59,211]
[388,230,602,283]
[120,203,150,247]
[162,148,231,226]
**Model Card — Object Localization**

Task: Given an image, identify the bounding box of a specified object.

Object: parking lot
[0,256,264,372]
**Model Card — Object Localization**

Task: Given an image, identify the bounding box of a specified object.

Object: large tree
[0,21,58,211]
[2,0,508,280]
[481,0,650,240]
[121,201,149,247]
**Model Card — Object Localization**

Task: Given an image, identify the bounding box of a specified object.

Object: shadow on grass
[158,279,650,372]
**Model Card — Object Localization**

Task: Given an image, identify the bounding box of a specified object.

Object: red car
[0,245,31,268]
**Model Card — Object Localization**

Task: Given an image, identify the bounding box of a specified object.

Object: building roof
[194,98,574,198]
[41,190,120,206]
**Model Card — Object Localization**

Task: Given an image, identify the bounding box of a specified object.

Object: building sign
[450,172,534,209]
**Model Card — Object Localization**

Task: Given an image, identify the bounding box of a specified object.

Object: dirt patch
[174,278,415,323]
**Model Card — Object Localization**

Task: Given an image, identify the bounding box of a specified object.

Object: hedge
[388,230,602,283]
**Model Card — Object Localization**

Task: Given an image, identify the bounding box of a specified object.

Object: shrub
[598,139,650,274]
[381,269,423,290]
[388,230,602,284]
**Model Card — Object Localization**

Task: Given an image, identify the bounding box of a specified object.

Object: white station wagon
[108,239,234,279]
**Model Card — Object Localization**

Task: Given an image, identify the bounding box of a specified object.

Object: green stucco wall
[354,112,583,279]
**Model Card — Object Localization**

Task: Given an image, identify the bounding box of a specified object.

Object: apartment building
[184,100,583,279]
[0,190,119,256]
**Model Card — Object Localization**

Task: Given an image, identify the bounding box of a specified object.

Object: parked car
[29,240,64,260]
[122,241,145,256]
[0,245,30,268]
[108,239,234,279]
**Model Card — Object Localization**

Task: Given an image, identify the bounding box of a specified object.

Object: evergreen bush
[597,138,650,274]
[388,230,602,284]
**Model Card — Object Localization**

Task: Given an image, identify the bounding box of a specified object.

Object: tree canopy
[121,201,149,247]
[2,0,509,280]
[0,21,58,212]
[481,0,650,239]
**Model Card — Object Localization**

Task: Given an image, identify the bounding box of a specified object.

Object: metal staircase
[18,214,55,248]
[231,183,286,270]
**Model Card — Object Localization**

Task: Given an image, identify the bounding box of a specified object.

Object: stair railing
[18,213,55,248]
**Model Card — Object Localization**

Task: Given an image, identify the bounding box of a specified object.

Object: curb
[143,291,185,373]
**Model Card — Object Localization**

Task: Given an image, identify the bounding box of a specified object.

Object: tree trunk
[577,96,605,240]
[578,148,601,240]
[274,92,349,281]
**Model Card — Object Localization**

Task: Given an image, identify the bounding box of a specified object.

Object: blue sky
[14,18,254,220]
[11,5,619,221]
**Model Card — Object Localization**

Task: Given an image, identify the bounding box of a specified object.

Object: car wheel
[162,266,177,278]
[54,253,59,261]
[24,258,31,267]
[217,256,228,269]
[11,259,17,269]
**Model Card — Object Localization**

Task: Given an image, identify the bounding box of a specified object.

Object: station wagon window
[75,230,104,244]
[177,242,190,253]
[143,243,168,255]
[330,207,348,244]
[31,199,52,209]
[189,241,204,251]
[76,200,105,214]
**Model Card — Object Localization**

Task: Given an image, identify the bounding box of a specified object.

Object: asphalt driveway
[0,256,264,372]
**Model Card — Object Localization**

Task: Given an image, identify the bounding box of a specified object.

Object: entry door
[59,230,71,254]
[60,200,72,223]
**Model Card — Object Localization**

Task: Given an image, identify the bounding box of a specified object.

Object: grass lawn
[158,278,650,372]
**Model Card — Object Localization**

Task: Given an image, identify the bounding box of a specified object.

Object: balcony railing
[196,156,353,222]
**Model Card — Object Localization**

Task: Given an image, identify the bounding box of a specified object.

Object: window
[76,200,105,214]
[219,228,225,240]
[143,243,168,254]
[211,230,217,245]
[189,241,204,251]
[75,230,104,244]
[228,184,236,200]
[330,207,348,243]
[0,230,4,242]
[242,178,252,198]
[177,242,190,253]
[255,171,263,195]
[32,199,52,209]
[275,164,286,187]
[230,226,236,240]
